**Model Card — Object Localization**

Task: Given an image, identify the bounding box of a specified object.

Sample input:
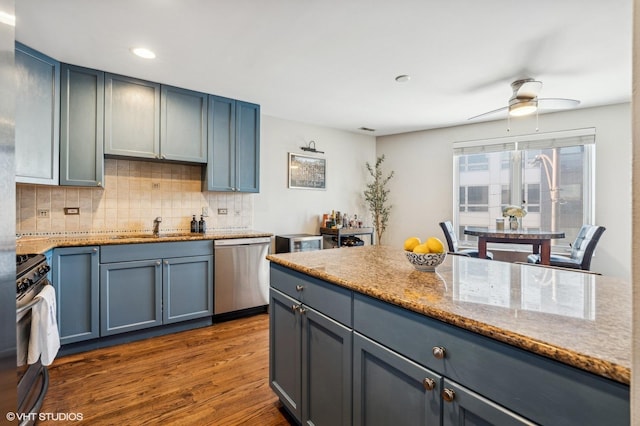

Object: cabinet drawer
[353,293,629,426]
[101,241,213,263]
[270,264,352,326]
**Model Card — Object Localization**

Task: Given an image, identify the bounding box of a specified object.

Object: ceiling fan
[468,78,580,121]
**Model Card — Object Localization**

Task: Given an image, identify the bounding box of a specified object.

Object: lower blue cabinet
[353,332,441,426]
[269,288,352,425]
[100,259,163,336]
[100,242,213,336]
[51,246,100,344]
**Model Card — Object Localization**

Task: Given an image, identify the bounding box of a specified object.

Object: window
[453,129,595,249]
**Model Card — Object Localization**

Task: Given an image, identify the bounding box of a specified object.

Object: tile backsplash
[16,159,253,236]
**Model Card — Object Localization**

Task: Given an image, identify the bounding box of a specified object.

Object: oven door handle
[16,297,43,317]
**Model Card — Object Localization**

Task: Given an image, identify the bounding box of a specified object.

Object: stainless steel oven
[16,254,53,425]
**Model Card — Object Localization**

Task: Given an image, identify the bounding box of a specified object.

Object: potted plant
[364,155,394,244]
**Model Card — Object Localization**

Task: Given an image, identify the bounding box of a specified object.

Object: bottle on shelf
[191,215,199,233]
[199,215,206,234]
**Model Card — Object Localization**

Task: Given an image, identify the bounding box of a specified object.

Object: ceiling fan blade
[515,80,542,98]
[537,98,581,110]
[468,106,508,121]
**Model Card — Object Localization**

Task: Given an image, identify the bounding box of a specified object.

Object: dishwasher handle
[214,237,271,247]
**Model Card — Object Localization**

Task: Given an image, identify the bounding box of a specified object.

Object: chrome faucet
[153,217,162,236]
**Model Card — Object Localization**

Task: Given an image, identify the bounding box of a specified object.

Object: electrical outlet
[37,209,50,218]
[218,208,228,215]
[152,182,160,190]
[202,206,209,217]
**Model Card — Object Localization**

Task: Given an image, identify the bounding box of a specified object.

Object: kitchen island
[267,245,630,425]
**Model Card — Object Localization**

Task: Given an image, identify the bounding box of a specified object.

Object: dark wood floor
[40,313,294,425]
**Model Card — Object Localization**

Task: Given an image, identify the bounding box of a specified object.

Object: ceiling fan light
[509,100,538,117]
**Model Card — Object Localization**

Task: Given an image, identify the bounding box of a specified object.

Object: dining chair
[526,224,606,271]
[439,221,493,260]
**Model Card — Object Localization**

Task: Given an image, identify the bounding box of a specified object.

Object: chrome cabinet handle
[422,378,436,391]
[432,346,446,359]
[295,285,304,292]
[442,388,455,402]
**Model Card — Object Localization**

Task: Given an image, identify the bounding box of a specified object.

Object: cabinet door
[15,42,60,185]
[302,306,352,426]
[235,100,260,192]
[353,333,441,426]
[104,73,160,159]
[100,259,162,335]
[60,64,104,187]
[269,289,302,422]
[441,379,535,426]
[162,255,213,323]
[160,85,208,163]
[51,246,99,344]
[205,95,236,191]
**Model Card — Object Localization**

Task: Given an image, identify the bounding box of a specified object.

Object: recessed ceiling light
[395,75,410,83]
[131,47,156,59]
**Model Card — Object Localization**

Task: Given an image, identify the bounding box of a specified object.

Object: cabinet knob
[295,285,304,292]
[156,261,161,266]
[298,306,306,315]
[97,182,102,187]
[442,388,455,402]
[164,260,169,265]
[432,346,446,359]
[161,155,166,160]
[92,248,98,253]
[422,378,436,391]
[291,304,300,312]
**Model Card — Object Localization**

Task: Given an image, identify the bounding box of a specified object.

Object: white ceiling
[15,0,633,136]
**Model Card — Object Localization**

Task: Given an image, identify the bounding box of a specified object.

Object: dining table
[463,227,565,265]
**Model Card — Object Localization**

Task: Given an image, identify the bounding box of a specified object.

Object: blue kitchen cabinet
[105,73,209,164]
[160,85,208,163]
[51,246,100,345]
[100,258,163,336]
[60,64,105,187]
[163,254,213,324]
[104,73,161,160]
[204,96,260,192]
[100,241,214,336]
[353,293,629,426]
[270,264,352,425]
[15,42,60,185]
[353,332,441,426]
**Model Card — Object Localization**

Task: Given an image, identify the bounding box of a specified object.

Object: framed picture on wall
[288,153,326,190]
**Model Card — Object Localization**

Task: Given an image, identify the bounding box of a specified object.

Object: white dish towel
[28,285,61,366]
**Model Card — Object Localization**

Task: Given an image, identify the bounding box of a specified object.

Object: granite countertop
[267,245,631,385]
[16,230,273,255]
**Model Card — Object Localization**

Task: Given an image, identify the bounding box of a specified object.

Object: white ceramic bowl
[405,251,447,272]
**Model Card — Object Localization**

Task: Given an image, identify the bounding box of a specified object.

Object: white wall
[377,103,632,279]
[253,115,376,239]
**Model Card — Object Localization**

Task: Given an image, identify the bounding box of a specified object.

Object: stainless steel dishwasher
[214,237,271,316]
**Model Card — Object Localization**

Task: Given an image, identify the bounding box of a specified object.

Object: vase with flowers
[502,205,527,231]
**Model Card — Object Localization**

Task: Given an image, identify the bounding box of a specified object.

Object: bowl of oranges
[403,236,447,272]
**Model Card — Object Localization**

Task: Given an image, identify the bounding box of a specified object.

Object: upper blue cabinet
[104,75,208,163]
[104,73,161,160]
[15,42,60,185]
[60,64,105,187]
[204,96,260,192]
[160,85,208,163]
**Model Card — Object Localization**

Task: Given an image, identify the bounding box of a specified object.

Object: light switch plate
[64,207,80,215]
[218,208,228,215]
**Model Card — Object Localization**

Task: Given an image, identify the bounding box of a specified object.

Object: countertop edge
[17,231,274,255]
[266,255,630,385]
